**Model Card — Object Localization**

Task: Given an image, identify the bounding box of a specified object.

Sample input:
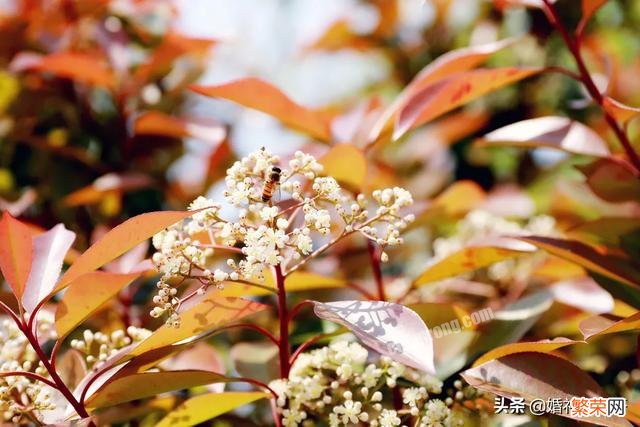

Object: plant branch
[19,322,91,420]
[213,323,279,346]
[289,333,330,366]
[274,265,290,379]
[541,0,640,172]
[287,300,313,324]
[368,240,386,301]
[0,371,58,389]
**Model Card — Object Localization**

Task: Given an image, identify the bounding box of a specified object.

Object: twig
[274,265,290,379]
[368,240,386,301]
[0,371,58,389]
[541,0,640,173]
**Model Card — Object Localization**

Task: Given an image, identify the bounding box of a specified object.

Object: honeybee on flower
[150,147,415,326]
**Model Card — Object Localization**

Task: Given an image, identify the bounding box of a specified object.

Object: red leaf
[190,78,333,142]
[394,67,541,140]
[0,212,34,299]
[369,38,517,141]
[34,52,115,89]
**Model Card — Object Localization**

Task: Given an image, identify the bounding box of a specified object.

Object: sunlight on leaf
[190,78,333,142]
[85,370,230,409]
[128,295,266,358]
[550,276,614,314]
[603,96,640,124]
[133,111,226,142]
[220,270,346,297]
[54,210,200,293]
[319,144,367,191]
[55,271,140,338]
[394,67,541,140]
[462,352,630,426]
[22,224,75,313]
[156,391,269,427]
[579,311,640,340]
[369,38,518,142]
[313,300,435,374]
[518,235,640,288]
[478,116,610,157]
[414,237,535,286]
[472,337,580,367]
[0,212,34,300]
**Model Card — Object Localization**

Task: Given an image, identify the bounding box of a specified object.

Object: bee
[261,165,282,203]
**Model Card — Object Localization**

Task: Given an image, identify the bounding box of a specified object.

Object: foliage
[1,0,640,426]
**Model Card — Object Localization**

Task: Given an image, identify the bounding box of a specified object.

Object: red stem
[274,265,290,378]
[368,240,386,301]
[0,371,58,389]
[287,300,312,324]
[541,0,640,173]
[214,323,279,346]
[289,334,328,366]
[19,322,91,420]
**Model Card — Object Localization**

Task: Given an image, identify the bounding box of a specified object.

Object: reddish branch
[368,240,387,301]
[541,0,640,173]
[274,265,290,378]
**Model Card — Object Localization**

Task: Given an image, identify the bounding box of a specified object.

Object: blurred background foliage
[1,0,639,239]
[2,0,640,424]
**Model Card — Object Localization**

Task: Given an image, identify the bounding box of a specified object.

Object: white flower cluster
[0,313,57,423]
[268,341,456,427]
[431,210,557,285]
[150,148,415,324]
[70,326,151,369]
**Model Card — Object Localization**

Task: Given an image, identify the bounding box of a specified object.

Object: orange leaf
[414,237,536,286]
[579,312,640,340]
[35,53,115,89]
[319,144,367,191]
[127,294,266,358]
[478,116,610,157]
[394,67,541,140]
[518,235,640,288]
[369,38,517,141]
[64,173,153,207]
[55,271,141,338]
[190,78,333,142]
[54,210,198,293]
[0,212,34,299]
[133,111,225,142]
[603,96,640,124]
[472,337,580,367]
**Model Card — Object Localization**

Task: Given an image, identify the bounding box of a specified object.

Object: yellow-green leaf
[190,78,333,142]
[156,392,269,427]
[220,271,346,297]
